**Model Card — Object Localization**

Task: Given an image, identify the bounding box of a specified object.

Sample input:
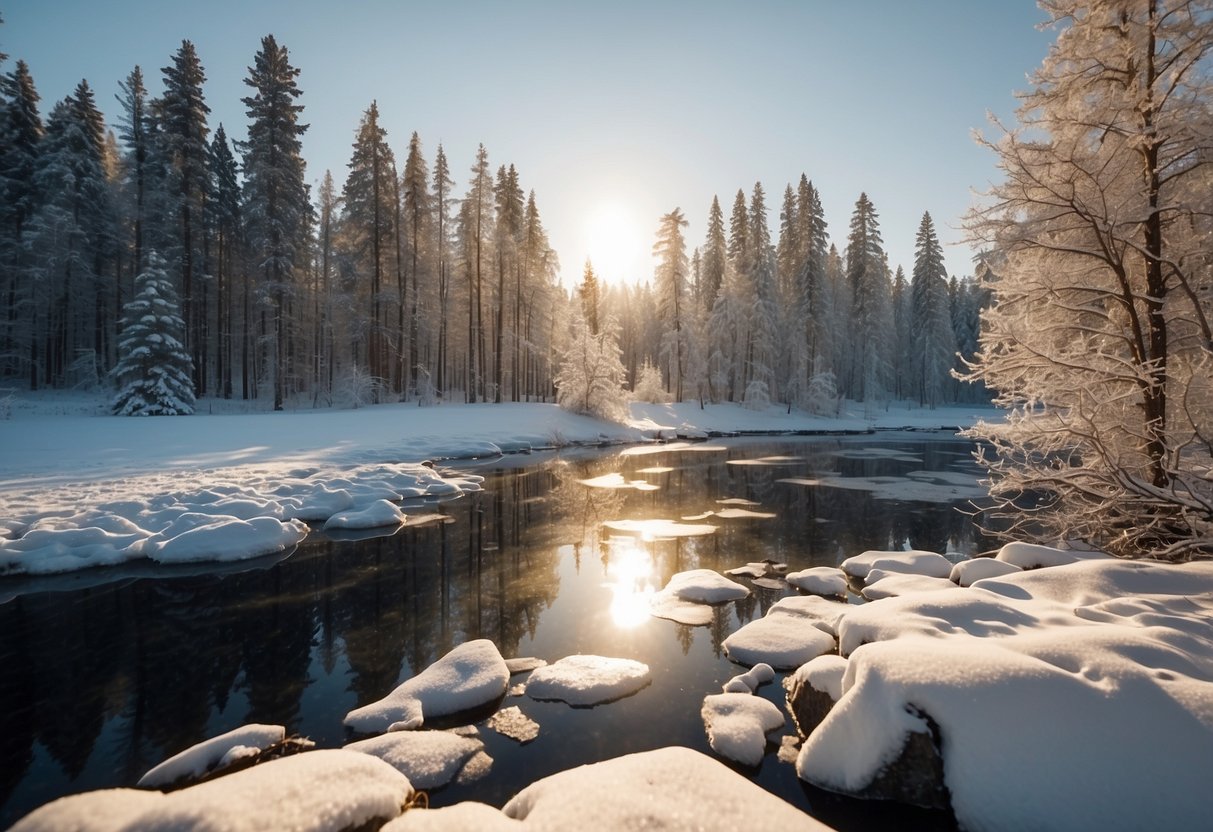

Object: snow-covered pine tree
[493,162,524,402]
[241,35,310,412]
[401,131,430,398]
[432,143,455,396]
[700,195,727,312]
[745,182,778,408]
[111,250,195,415]
[207,124,241,400]
[891,265,910,400]
[843,192,892,402]
[653,207,689,401]
[555,310,629,423]
[910,211,956,408]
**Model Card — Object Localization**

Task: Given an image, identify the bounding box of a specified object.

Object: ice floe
[650,569,749,626]
[525,655,651,706]
[344,639,509,733]
[577,473,659,491]
[345,730,488,790]
[601,518,717,538]
[13,750,413,832]
[722,598,838,669]
[486,706,540,744]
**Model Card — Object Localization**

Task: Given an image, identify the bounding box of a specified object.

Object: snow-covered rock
[864,550,955,579]
[649,568,749,626]
[12,750,414,832]
[383,746,828,831]
[840,549,945,579]
[525,655,651,706]
[345,640,509,733]
[137,724,286,789]
[722,662,775,693]
[786,566,848,596]
[798,559,1213,830]
[785,655,848,738]
[322,499,407,530]
[345,730,488,790]
[701,693,786,766]
[861,572,958,600]
[950,556,1021,586]
[722,600,837,669]
[994,541,1111,570]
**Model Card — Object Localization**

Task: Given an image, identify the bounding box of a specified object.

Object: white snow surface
[994,541,1113,570]
[344,639,509,733]
[12,749,413,832]
[525,655,651,706]
[345,730,487,790]
[701,693,787,766]
[137,723,285,788]
[788,655,849,702]
[322,498,407,530]
[382,746,826,831]
[650,569,749,626]
[722,663,776,693]
[799,558,1213,831]
[861,572,959,600]
[786,566,849,596]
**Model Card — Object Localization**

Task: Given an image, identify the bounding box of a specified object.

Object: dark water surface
[0,434,987,829]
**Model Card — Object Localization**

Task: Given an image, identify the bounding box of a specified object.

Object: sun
[584,202,647,286]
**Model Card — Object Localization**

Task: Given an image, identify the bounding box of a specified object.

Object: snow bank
[13,750,413,832]
[525,655,651,706]
[322,499,407,530]
[786,566,848,596]
[840,549,950,579]
[701,693,786,766]
[994,541,1111,570]
[137,724,285,788]
[798,558,1213,831]
[345,640,509,733]
[861,572,958,600]
[345,730,488,790]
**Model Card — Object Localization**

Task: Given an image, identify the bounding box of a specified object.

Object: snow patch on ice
[525,655,651,706]
[345,730,488,790]
[701,693,786,766]
[786,566,848,597]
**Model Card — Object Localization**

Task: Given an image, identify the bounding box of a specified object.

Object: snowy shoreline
[0,396,996,579]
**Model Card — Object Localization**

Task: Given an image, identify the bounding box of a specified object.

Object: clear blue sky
[4,1,1053,287]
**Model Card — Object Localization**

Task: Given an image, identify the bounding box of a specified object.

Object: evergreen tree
[700,195,727,311]
[910,211,956,407]
[745,182,778,407]
[579,259,600,336]
[159,41,211,394]
[0,59,43,384]
[891,264,910,399]
[493,162,523,402]
[401,131,430,396]
[111,250,195,415]
[555,310,629,423]
[843,192,892,402]
[464,143,493,402]
[207,124,241,399]
[652,207,689,400]
[794,176,830,387]
[432,143,455,395]
[241,34,310,411]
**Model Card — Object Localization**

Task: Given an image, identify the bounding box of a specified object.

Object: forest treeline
[0,31,989,413]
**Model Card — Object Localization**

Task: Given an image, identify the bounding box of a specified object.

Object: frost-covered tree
[843,192,893,402]
[653,207,688,400]
[745,182,778,408]
[910,212,956,407]
[963,0,1213,558]
[700,195,727,311]
[401,131,430,396]
[579,259,600,336]
[631,358,667,403]
[555,310,629,423]
[111,250,195,415]
[241,35,310,411]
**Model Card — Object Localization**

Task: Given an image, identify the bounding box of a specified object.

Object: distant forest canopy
[0,32,990,412]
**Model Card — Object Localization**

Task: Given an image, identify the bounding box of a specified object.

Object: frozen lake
[0,434,988,829]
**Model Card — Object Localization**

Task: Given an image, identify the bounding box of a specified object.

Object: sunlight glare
[585,202,646,286]
[605,542,655,629]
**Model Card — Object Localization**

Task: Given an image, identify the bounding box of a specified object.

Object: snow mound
[137,724,285,788]
[650,569,749,626]
[722,663,775,693]
[841,549,939,579]
[786,566,848,596]
[799,559,1213,831]
[725,561,768,578]
[994,541,1111,570]
[722,601,837,669]
[701,693,786,766]
[344,639,509,733]
[862,550,954,579]
[345,730,487,790]
[149,516,308,564]
[788,654,849,702]
[950,557,1021,586]
[13,749,413,832]
[526,655,651,706]
[322,499,406,530]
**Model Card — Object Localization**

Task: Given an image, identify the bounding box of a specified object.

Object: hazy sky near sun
[5,1,1053,287]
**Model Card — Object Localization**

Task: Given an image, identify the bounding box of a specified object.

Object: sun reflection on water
[604,540,655,629]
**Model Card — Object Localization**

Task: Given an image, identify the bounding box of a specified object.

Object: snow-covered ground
[0,393,996,578]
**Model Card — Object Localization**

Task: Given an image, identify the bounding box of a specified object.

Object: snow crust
[701,693,786,766]
[12,750,413,832]
[798,558,1213,831]
[786,566,848,596]
[345,640,509,733]
[345,730,488,790]
[525,655,651,706]
[137,723,285,788]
